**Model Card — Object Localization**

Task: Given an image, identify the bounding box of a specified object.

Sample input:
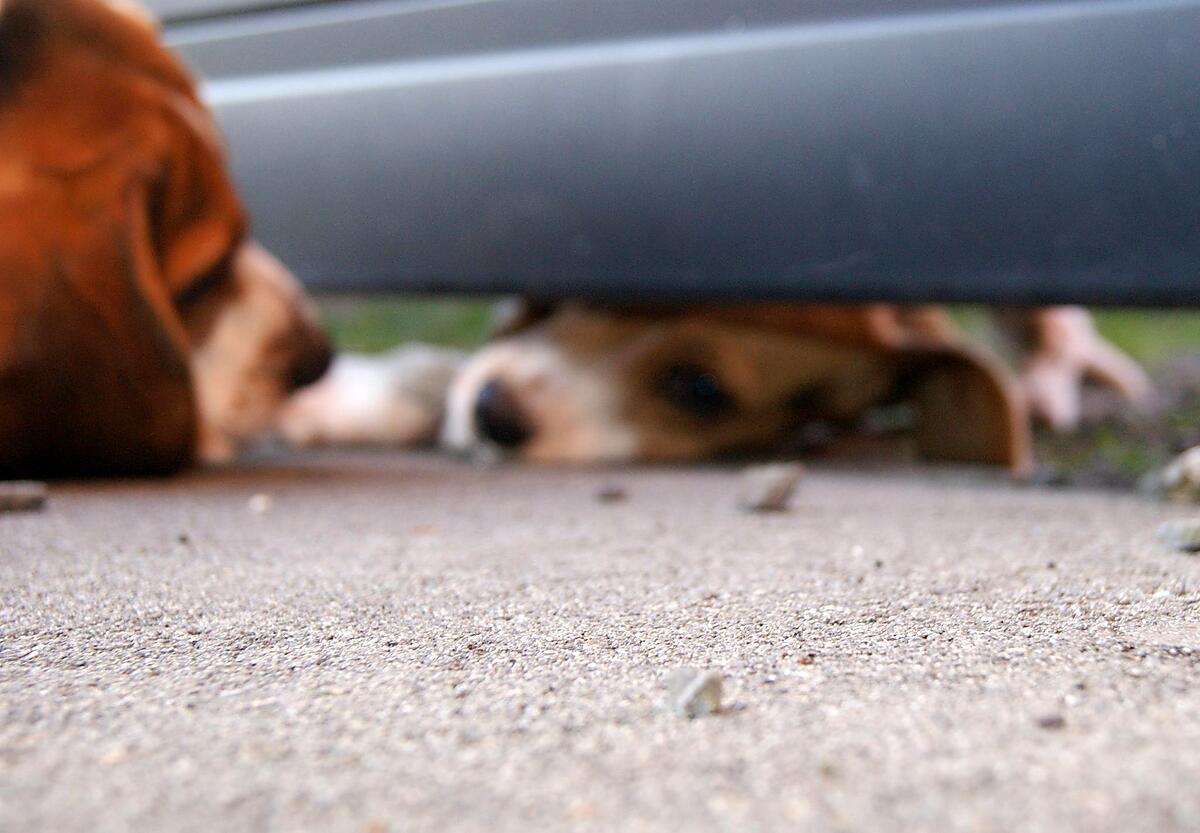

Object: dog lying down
[281,303,1149,474]
[0,0,330,476]
[0,0,1146,477]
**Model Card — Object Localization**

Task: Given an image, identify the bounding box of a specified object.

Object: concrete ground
[3,450,1200,833]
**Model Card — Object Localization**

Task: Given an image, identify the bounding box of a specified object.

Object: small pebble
[1161,446,1200,503]
[1035,713,1066,730]
[737,463,804,513]
[248,493,273,514]
[595,484,628,503]
[664,668,724,719]
[1157,519,1200,553]
[0,481,47,513]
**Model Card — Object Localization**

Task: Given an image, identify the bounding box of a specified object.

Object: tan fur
[187,243,329,462]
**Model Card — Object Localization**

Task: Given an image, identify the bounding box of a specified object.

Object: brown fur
[694,304,1030,470]
[0,0,320,476]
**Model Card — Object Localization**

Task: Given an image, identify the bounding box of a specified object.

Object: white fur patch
[279,345,464,447]
[442,339,637,462]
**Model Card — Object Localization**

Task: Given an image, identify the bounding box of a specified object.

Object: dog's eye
[658,364,734,419]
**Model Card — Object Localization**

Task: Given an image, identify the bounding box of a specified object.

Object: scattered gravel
[664,668,724,719]
[0,481,47,513]
[736,463,803,513]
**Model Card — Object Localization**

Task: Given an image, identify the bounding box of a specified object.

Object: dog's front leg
[1008,306,1150,430]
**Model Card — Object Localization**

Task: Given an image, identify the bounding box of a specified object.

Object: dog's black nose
[287,335,333,392]
[474,379,532,448]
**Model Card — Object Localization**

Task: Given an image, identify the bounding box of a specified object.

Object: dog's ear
[867,307,1032,473]
[149,105,246,299]
[79,0,246,298]
[701,303,1032,472]
[0,0,246,475]
[0,176,203,477]
[904,343,1032,474]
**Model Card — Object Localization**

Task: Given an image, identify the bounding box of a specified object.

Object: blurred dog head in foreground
[0,0,329,475]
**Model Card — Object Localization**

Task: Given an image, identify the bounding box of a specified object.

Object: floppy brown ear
[906,345,1032,475]
[151,114,246,298]
[0,182,201,477]
[0,0,246,476]
[33,0,246,299]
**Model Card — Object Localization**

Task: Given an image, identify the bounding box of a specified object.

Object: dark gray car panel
[161,0,1200,303]
[165,0,1070,79]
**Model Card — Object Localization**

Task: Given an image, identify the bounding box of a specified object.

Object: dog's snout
[287,333,333,392]
[474,379,533,448]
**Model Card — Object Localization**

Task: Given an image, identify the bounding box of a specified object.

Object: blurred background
[147,0,1200,484]
[318,296,1200,486]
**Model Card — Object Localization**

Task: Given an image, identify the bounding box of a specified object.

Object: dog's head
[0,0,328,474]
[443,302,1031,471]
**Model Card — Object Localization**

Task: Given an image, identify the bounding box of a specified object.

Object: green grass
[1088,309,1200,366]
[952,306,1200,367]
[318,295,495,353]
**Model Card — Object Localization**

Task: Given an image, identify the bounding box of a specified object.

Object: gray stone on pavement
[737,463,803,512]
[0,481,47,513]
[664,668,724,719]
[1158,519,1200,553]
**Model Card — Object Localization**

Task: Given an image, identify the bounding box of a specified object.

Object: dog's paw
[1020,307,1151,431]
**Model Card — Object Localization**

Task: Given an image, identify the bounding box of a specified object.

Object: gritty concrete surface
[3,450,1200,833]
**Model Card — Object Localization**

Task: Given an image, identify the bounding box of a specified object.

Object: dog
[0,0,330,476]
[440,303,1149,471]
[282,301,1148,474]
